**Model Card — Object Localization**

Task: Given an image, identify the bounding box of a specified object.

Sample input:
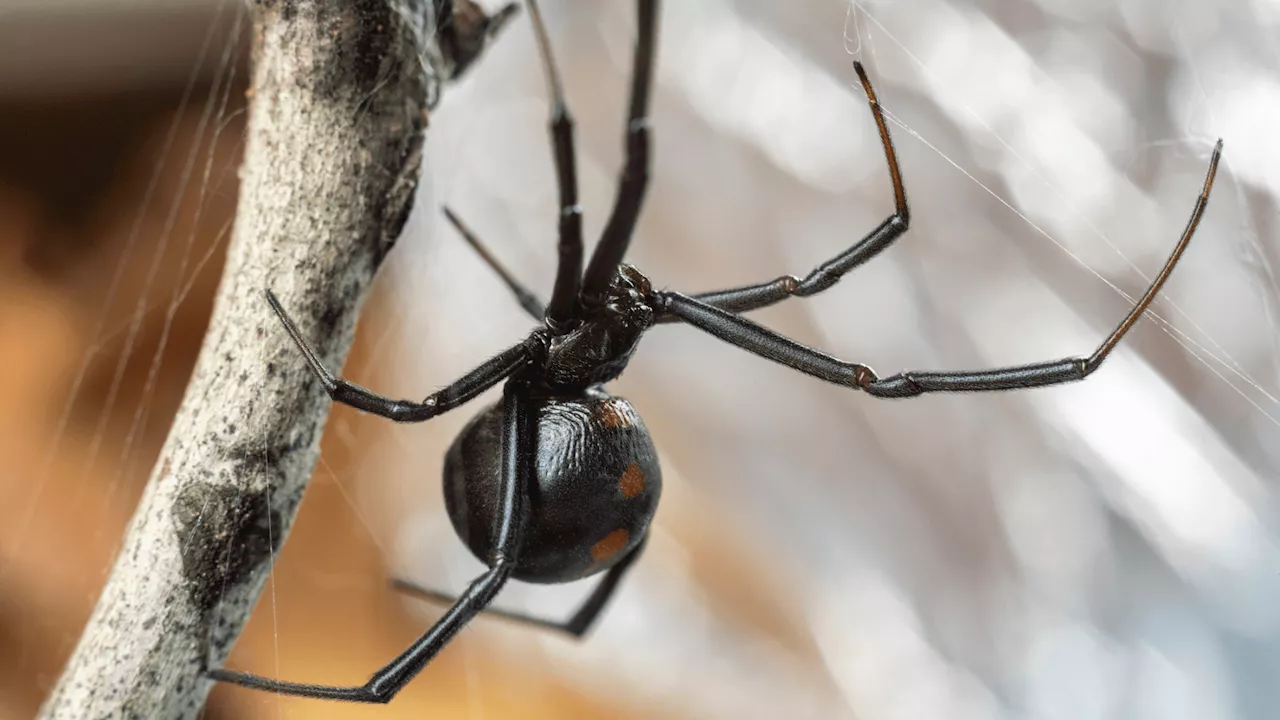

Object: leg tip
[441,206,476,243]
[851,61,878,105]
[1202,138,1224,197]
[205,667,235,682]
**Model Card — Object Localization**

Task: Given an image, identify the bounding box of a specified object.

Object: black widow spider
[208,0,1223,705]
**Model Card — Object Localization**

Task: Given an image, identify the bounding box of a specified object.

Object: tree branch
[38,1,515,716]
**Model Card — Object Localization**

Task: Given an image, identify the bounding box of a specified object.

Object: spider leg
[580,0,659,301]
[657,62,906,324]
[661,140,1221,397]
[266,290,540,422]
[208,381,535,703]
[391,534,646,639]
[528,0,584,325]
[443,206,546,320]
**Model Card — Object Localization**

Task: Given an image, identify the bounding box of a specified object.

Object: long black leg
[443,206,546,320]
[528,0,584,326]
[266,291,541,422]
[208,380,536,703]
[662,140,1222,397]
[391,534,646,638]
[580,0,660,301]
[657,62,906,323]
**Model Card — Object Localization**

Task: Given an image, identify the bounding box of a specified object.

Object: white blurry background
[1,0,1277,718]
[369,1,1280,718]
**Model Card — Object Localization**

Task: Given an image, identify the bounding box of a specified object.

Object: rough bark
[38,1,513,716]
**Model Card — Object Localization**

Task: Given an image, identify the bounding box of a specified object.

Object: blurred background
[2,0,1278,718]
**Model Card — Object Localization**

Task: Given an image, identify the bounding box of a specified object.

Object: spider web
[4,0,1280,719]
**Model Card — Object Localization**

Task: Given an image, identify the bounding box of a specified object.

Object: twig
[38,1,515,716]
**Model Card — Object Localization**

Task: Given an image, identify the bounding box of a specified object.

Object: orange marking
[618,463,646,499]
[598,399,632,429]
[590,529,629,563]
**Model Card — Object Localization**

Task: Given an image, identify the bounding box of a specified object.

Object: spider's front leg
[526,0,586,324]
[663,140,1222,397]
[265,290,541,421]
[580,0,659,301]
[657,61,908,323]
[207,380,536,703]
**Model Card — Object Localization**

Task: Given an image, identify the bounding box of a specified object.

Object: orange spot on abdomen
[590,528,629,563]
[618,462,646,499]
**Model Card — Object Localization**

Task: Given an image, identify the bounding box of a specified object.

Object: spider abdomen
[443,390,661,584]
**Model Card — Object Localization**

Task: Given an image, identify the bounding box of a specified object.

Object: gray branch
[38,1,515,716]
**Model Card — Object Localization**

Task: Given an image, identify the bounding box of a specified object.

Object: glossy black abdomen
[443,389,661,583]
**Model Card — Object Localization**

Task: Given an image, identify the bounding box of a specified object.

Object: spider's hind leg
[207,381,536,703]
[392,535,646,639]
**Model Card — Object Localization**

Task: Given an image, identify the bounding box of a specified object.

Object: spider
[208,0,1222,704]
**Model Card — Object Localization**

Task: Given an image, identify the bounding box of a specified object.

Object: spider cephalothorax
[543,264,657,389]
[210,0,1221,705]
